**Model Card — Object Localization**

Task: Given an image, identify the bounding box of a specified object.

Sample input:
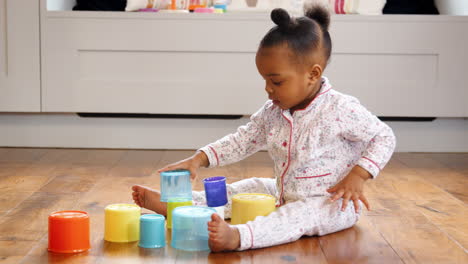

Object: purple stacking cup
[203,176,228,207]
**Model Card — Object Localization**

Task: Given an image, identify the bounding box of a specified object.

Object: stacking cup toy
[48,211,90,253]
[231,193,276,225]
[167,198,193,229]
[104,204,141,242]
[171,206,215,251]
[160,170,192,202]
[139,214,166,248]
[203,176,228,207]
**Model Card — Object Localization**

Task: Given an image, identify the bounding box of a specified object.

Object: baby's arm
[199,103,269,168]
[158,150,209,179]
[327,98,396,211]
[158,102,270,178]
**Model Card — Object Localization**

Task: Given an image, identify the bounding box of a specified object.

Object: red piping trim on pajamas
[209,146,219,166]
[362,157,381,170]
[279,112,293,206]
[294,88,332,112]
[247,223,254,249]
[295,173,331,179]
[277,87,331,205]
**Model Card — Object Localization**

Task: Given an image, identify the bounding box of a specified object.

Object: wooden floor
[0,148,467,264]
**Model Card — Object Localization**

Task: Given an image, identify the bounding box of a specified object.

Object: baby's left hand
[326,165,371,212]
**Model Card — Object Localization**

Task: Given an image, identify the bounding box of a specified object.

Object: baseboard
[0,114,466,152]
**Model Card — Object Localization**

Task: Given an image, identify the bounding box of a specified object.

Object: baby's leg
[131,185,167,215]
[233,196,361,250]
[193,177,276,219]
[132,177,276,217]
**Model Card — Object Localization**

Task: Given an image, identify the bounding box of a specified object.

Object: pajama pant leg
[192,177,277,219]
[235,196,361,250]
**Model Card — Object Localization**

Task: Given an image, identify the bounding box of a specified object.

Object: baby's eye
[272,81,283,86]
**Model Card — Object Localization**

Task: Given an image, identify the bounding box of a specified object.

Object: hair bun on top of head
[305,5,330,32]
[271,8,294,30]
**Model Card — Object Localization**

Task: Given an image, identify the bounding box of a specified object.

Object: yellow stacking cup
[104,204,141,242]
[167,198,193,229]
[231,193,276,225]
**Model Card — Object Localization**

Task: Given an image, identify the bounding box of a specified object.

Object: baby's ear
[308,64,323,82]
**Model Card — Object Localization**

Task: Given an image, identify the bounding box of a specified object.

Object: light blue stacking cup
[160,170,192,202]
[171,206,215,251]
[138,214,166,248]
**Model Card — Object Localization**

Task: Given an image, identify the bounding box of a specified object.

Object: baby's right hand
[157,151,209,180]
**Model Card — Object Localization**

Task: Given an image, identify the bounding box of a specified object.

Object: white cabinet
[326,15,468,117]
[41,11,270,115]
[40,5,468,116]
[0,0,41,112]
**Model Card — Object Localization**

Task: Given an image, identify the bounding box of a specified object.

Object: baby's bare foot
[208,213,240,252]
[131,185,167,216]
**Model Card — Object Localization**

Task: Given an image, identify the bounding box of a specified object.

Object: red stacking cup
[48,211,91,253]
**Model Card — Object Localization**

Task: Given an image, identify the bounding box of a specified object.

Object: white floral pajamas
[195,77,396,250]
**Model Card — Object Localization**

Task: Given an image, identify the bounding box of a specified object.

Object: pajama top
[198,76,396,249]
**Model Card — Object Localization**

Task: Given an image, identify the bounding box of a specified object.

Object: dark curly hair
[259,5,332,66]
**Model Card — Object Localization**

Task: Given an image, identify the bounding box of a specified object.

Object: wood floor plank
[0,241,36,260]
[208,236,328,264]
[356,155,468,262]
[0,256,25,264]
[158,150,195,167]
[0,172,52,193]
[19,178,133,264]
[107,150,162,178]
[0,148,466,264]
[0,148,49,164]
[395,153,468,203]
[0,192,34,215]
[0,148,12,159]
[20,237,100,264]
[0,149,77,216]
[392,159,467,244]
[319,216,403,264]
[368,213,468,264]
[34,149,128,194]
[0,192,82,241]
[37,165,107,194]
[55,149,126,167]
[0,192,83,263]
[425,153,468,172]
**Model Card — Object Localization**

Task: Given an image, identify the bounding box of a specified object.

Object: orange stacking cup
[48,211,91,253]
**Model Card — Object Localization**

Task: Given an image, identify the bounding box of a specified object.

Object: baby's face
[255,45,317,111]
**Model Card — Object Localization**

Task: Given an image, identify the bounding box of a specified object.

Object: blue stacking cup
[160,170,192,202]
[171,206,215,251]
[138,214,166,248]
[203,176,228,207]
